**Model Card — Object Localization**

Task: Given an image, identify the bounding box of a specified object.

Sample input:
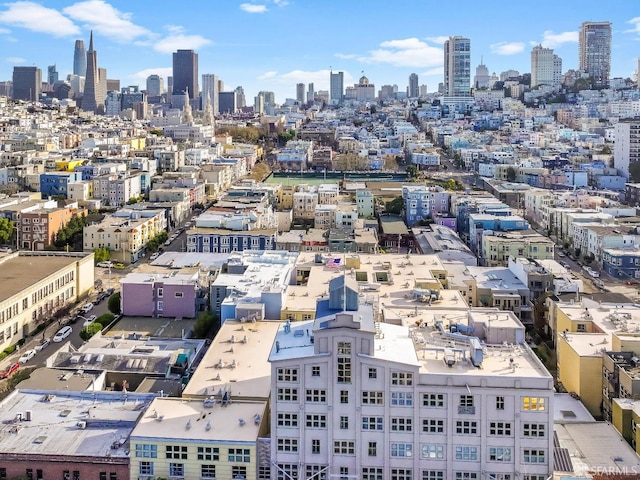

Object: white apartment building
[530,45,562,88]
[293,186,319,220]
[92,173,142,207]
[269,280,554,480]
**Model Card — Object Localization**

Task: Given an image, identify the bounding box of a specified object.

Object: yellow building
[55,159,85,172]
[277,185,295,210]
[481,232,554,267]
[129,397,268,480]
[612,399,640,453]
[553,298,640,418]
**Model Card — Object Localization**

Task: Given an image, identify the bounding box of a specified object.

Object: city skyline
[0,0,639,102]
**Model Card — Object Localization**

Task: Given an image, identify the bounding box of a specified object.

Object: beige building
[0,251,94,351]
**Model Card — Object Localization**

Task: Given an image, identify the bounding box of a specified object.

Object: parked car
[184,222,192,228]
[0,362,19,379]
[589,270,600,278]
[53,326,73,342]
[112,263,125,269]
[0,246,12,253]
[106,288,115,296]
[35,337,51,352]
[557,251,566,257]
[560,261,571,269]
[82,315,98,328]
[81,303,94,314]
[150,252,160,261]
[18,349,37,364]
[96,261,113,268]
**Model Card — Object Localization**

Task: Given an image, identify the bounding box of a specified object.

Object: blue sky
[1,0,640,103]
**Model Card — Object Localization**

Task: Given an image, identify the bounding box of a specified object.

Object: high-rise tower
[579,21,612,89]
[146,74,163,97]
[73,39,86,77]
[330,70,344,105]
[531,45,562,88]
[201,74,219,115]
[47,65,58,85]
[444,36,471,96]
[12,66,41,101]
[172,50,199,99]
[408,73,419,98]
[82,31,104,113]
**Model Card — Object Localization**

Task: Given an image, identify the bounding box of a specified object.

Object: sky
[1,0,640,103]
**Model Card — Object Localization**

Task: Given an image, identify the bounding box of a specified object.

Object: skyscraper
[473,60,490,89]
[296,82,305,104]
[12,66,41,101]
[218,91,237,114]
[73,39,86,77]
[82,31,105,113]
[408,73,419,98]
[234,86,246,108]
[307,83,314,103]
[444,36,471,96]
[201,74,219,115]
[146,75,163,97]
[172,50,198,99]
[47,65,58,85]
[531,45,562,88]
[330,71,344,105]
[579,21,612,89]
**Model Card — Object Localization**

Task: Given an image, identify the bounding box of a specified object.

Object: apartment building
[92,172,143,206]
[0,251,94,351]
[18,207,73,250]
[269,282,553,480]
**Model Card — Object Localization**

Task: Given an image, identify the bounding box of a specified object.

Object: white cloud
[0,27,10,34]
[425,36,449,45]
[420,66,444,77]
[626,17,640,36]
[240,4,268,13]
[335,53,357,60]
[6,56,25,63]
[63,0,151,43]
[258,71,278,80]
[153,33,211,54]
[128,67,172,85]
[0,1,80,37]
[490,41,525,55]
[540,30,578,48]
[273,0,289,6]
[358,37,442,68]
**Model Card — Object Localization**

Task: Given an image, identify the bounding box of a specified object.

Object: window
[523,423,546,437]
[362,391,383,405]
[456,420,478,434]
[523,449,546,463]
[459,395,474,407]
[306,414,327,428]
[201,465,216,479]
[391,417,412,431]
[277,438,298,452]
[368,441,377,456]
[339,416,349,429]
[391,443,413,457]
[306,389,327,403]
[232,466,247,479]
[337,341,351,354]
[277,388,298,402]
[275,464,297,480]
[496,396,505,410]
[174,292,183,298]
[311,366,320,376]
[197,447,219,461]
[421,444,445,459]
[423,393,445,407]
[306,466,326,480]
[337,357,351,383]
[423,471,444,480]
[99,474,106,480]
[368,367,377,379]
[311,439,320,454]
[391,391,413,406]
[523,476,546,480]
[391,469,413,480]
[139,462,153,476]
[333,441,355,455]
[166,445,188,459]
[490,421,512,436]
[391,372,413,386]
[487,476,511,480]
[523,397,545,411]
[455,445,478,461]
[340,390,349,404]
[422,418,445,433]
[362,468,383,480]
[489,447,512,462]
[228,448,251,462]
[277,368,298,382]
[455,474,477,480]
[157,287,163,297]
[135,444,158,458]
[339,467,349,480]
[362,416,384,430]
[169,463,184,477]
[277,413,298,427]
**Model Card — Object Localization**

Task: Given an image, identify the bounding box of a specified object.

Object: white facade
[530,45,562,88]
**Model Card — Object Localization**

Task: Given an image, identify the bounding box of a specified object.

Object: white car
[589,270,600,278]
[18,349,36,364]
[150,252,160,261]
[82,315,98,328]
[53,326,73,342]
[35,337,51,352]
[96,261,113,268]
[81,303,94,314]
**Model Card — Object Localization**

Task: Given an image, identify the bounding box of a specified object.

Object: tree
[96,313,115,327]
[333,154,369,171]
[506,166,517,182]
[385,197,404,215]
[630,162,640,183]
[406,165,419,179]
[193,312,217,338]
[0,217,15,245]
[108,292,121,315]
[383,155,399,171]
[249,162,271,182]
[94,247,111,263]
[80,322,102,341]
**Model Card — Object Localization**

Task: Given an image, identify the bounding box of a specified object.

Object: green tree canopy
[0,217,15,245]
[385,197,404,215]
[94,247,111,263]
[506,166,517,182]
[80,322,102,341]
[108,292,121,315]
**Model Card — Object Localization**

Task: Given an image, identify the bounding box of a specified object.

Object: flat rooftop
[467,265,529,291]
[182,320,280,400]
[131,396,266,443]
[0,389,153,457]
[0,253,85,304]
